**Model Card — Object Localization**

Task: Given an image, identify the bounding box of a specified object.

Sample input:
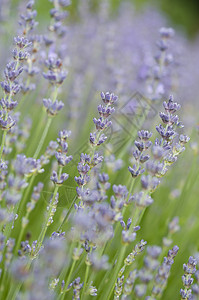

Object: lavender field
[0,0,199,299]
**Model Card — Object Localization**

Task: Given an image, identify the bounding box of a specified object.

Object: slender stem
[33,86,58,159]
[98,252,118,295]
[6,282,18,300]
[57,241,75,281]
[103,245,127,300]
[90,179,138,293]
[16,94,26,113]
[131,205,143,227]
[17,174,35,218]
[25,109,45,156]
[0,203,20,298]
[123,178,136,214]
[4,203,20,242]
[82,264,90,298]
[14,228,23,256]
[117,103,151,161]
[172,154,198,216]
[33,117,52,159]
[57,195,77,231]
[0,271,6,299]
[37,167,62,248]
[60,259,77,300]
[14,206,33,255]
[0,130,7,160]
[102,178,136,258]
[0,109,9,161]
[7,260,32,300]
[98,206,143,299]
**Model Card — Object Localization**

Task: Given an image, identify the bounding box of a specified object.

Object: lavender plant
[0,1,198,299]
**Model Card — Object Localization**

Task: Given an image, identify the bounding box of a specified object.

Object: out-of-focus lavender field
[0,1,199,299]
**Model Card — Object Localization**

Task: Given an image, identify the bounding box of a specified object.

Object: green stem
[0,270,6,299]
[7,260,32,300]
[25,109,45,156]
[98,251,118,294]
[60,259,77,300]
[17,174,35,219]
[33,117,52,159]
[14,228,23,256]
[131,205,143,227]
[14,208,32,255]
[0,130,7,161]
[4,203,20,241]
[82,264,90,298]
[6,282,19,300]
[0,203,20,297]
[172,154,198,217]
[37,167,62,248]
[33,86,58,159]
[57,241,75,282]
[98,206,143,299]
[57,195,77,231]
[16,93,26,113]
[0,108,9,161]
[102,178,136,258]
[104,245,127,300]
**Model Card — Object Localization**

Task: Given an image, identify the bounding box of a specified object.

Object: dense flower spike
[180,256,197,299]
[43,53,68,85]
[0,36,31,137]
[135,245,162,298]
[43,98,64,116]
[48,0,70,39]
[128,130,152,178]
[55,129,72,167]
[90,92,117,147]
[115,240,147,299]
[150,246,179,297]
[75,91,117,206]
[141,26,175,101]
[19,0,38,34]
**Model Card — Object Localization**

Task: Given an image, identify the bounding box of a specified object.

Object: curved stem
[14,203,32,255]
[0,109,9,161]
[57,195,77,231]
[82,264,90,298]
[59,259,77,300]
[103,245,127,300]
[0,130,7,160]
[33,117,52,159]
[37,166,62,248]
[33,85,58,159]
[17,174,35,218]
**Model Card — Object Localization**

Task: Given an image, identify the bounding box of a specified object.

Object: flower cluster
[180,256,197,299]
[90,92,117,146]
[135,245,162,298]
[49,0,70,38]
[19,0,38,35]
[128,130,152,178]
[148,245,179,299]
[43,53,67,86]
[0,36,31,133]
[75,92,117,203]
[142,27,175,101]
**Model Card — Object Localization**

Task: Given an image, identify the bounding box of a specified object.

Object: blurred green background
[10,0,199,37]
